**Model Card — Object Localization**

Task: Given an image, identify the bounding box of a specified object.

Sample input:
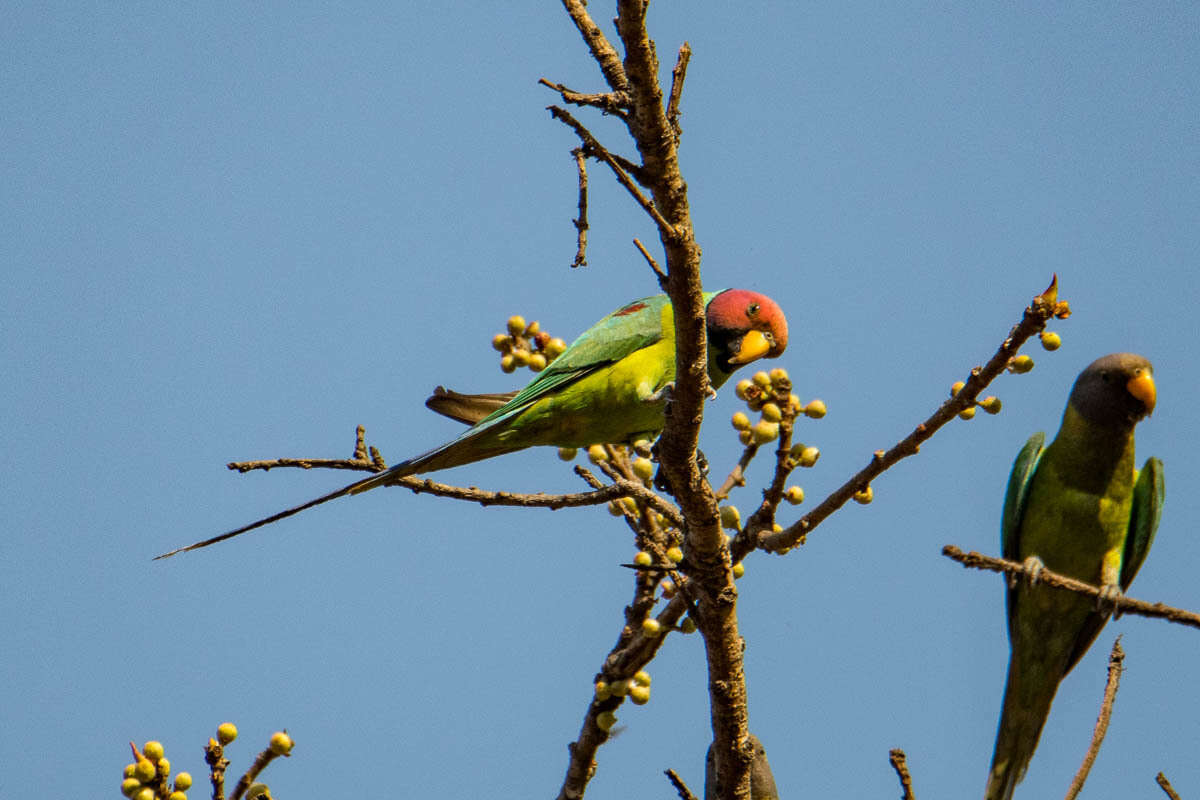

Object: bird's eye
[1100,371,1111,382]
[747,303,760,318]
[763,332,774,344]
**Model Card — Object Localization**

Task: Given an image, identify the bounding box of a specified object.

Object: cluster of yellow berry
[730,368,825,447]
[492,315,567,373]
[119,740,191,800]
[1005,330,1062,378]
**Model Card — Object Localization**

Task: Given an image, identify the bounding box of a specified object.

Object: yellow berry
[121,778,141,797]
[629,684,651,705]
[511,349,530,367]
[804,399,827,419]
[587,444,608,464]
[772,522,783,533]
[528,353,547,371]
[123,764,137,779]
[769,367,789,386]
[784,486,805,505]
[609,679,629,697]
[732,562,745,579]
[499,353,516,373]
[642,618,663,637]
[751,420,779,444]
[142,741,165,763]
[787,393,803,413]
[268,731,293,756]
[719,505,741,530]
[680,617,697,634]
[1010,354,1034,374]
[734,378,755,400]
[660,578,676,597]
[796,445,820,468]
[620,496,639,514]
[557,447,577,461]
[174,773,193,792]
[950,381,966,397]
[506,315,526,336]
[525,320,540,336]
[853,485,874,504]
[135,788,155,800]
[594,681,611,701]
[752,371,771,388]
[632,457,655,481]
[633,670,652,686]
[730,411,752,431]
[546,337,567,357]
[665,546,683,563]
[217,723,238,745]
[760,402,782,422]
[979,396,1002,414]
[607,501,623,516]
[156,757,171,777]
[491,334,511,352]
[738,429,754,446]
[633,550,652,567]
[596,711,618,731]
[134,759,157,783]
[168,792,187,800]
[958,406,977,420]
[1040,331,1061,351]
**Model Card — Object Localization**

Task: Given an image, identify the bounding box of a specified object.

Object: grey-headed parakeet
[984,352,1162,799]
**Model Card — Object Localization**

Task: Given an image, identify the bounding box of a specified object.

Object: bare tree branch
[759,276,1070,554]
[1065,639,1124,800]
[632,237,668,289]
[538,77,629,119]
[571,147,590,267]
[665,768,700,800]
[942,546,1200,629]
[1156,772,1183,800]
[889,748,917,800]
[559,0,629,95]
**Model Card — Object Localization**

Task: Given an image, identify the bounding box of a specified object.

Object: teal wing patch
[1002,432,1045,638]
[1120,456,1164,589]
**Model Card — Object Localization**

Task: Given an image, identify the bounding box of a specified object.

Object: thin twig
[889,749,917,800]
[942,546,1200,629]
[1065,639,1124,800]
[666,43,692,142]
[572,147,589,267]
[203,740,230,800]
[559,0,629,94]
[759,276,1070,554]
[538,77,629,118]
[547,105,675,237]
[632,237,668,289]
[229,746,284,800]
[1156,772,1183,800]
[665,768,700,800]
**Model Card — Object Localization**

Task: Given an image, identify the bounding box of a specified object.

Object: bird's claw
[1019,555,1046,587]
[644,382,675,404]
[1097,583,1123,616]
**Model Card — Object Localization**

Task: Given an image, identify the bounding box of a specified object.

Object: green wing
[1120,456,1164,589]
[1002,432,1045,636]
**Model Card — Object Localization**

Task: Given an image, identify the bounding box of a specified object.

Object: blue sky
[3,4,1198,799]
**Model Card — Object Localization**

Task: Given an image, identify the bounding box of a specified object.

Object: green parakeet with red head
[157,289,787,558]
[984,352,1162,800]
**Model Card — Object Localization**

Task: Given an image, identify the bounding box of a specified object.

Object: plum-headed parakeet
[984,353,1162,799]
[157,289,787,558]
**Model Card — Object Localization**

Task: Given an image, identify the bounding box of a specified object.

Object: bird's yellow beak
[729,329,773,365]
[1126,371,1156,415]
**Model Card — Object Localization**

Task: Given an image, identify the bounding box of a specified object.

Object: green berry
[216,723,238,745]
[784,485,805,505]
[1010,354,1034,374]
[268,731,293,756]
[246,783,271,800]
[557,447,577,461]
[680,616,697,634]
[629,684,651,705]
[1040,331,1061,351]
[751,420,779,444]
[632,457,655,481]
[719,505,741,530]
[174,773,193,792]
[134,759,157,783]
[596,711,618,731]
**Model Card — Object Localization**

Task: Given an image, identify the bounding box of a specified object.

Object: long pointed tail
[984,658,1059,800]
[154,467,404,560]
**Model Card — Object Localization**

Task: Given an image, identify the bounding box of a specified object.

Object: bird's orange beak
[729,329,773,365]
[1126,371,1156,415]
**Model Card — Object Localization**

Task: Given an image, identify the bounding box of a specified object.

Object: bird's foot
[1097,582,1124,616]
[644,382,675,404]
[1020,555,1046,587]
